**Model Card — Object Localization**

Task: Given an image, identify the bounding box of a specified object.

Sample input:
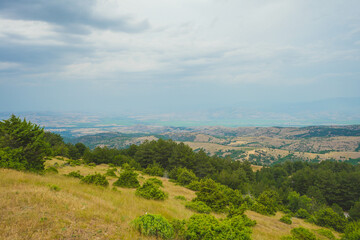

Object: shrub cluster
[132,214,174,239]
[185,201,212,214]
[143,162,164,177]
[113,167,140,188]
[146,177,163,187]
[136,180,168,200]
[65,170,84,179]
[81,173,109,187]
[280,215,292,225]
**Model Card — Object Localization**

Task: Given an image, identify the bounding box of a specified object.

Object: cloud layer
[0,0,359,114]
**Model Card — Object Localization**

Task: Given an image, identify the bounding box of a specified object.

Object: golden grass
[0,160,341,239]
[246,211,341,240]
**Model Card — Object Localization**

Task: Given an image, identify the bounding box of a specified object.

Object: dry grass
[0,160,197,240]
[246,211,341,240]
[0,160,341,239]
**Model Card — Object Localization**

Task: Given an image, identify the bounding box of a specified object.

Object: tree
[0,115,48,171]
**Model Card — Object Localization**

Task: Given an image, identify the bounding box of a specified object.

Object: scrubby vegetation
[81,173,109,187]
[132,214,174,239]
[1,115,358,239]
[135,180,168,200]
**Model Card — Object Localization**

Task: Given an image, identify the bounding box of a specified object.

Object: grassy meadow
[0,158,340,240]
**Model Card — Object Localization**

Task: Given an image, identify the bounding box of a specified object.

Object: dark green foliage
[194,178,227,212]
[315,207,347,232]
[349,202,360,221]
[113,167,140,188]
[288,191,312,213]
[0,115,48,172]
[132,214,174,239]
[147,177,163,187]
[187,180,201,191]
[295,208,311,219]
[290,227,316,240]
[316,229,335,240]
[143,162,164,177]
[65,170,83,179]
[170,219,186,240]
[45,166,58,174]
[342,221,360,240]
[185,201,212,214]
[280,215,292,225]
[81,173,109,187]
[135,180,167,200]
[252,190,280,215]
[105,168,117,177]
[176,167,198,186]
[185,213,255,240]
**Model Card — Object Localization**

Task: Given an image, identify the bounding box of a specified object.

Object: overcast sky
[0,0,359,114]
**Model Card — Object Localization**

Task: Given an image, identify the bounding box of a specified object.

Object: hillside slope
[0,159,341,240]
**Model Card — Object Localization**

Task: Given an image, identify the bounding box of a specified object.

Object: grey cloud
[0,0,150,34]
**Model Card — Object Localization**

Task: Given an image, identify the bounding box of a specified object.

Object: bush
[143,162,164,177]
[255,190,280,215]
[65,170,83,179]
[81,173,109,187]
[349,202,360,221]
[296,208,311,219]
[132,214,174,239]
[177,168,198,186]
[170,219,186,240]
[316,229,335,240]
[185,213,255,240]
[187,180,201,191]
[174,195,187,201]
[105,168,117,177]
[45,166,58,174]
[194,179,227,212]
[0,115,48,172]
[48,184,61,191]
[315,208,347,232]
[291,227,316,240]
[136,180,168,200]
[186,201,212,214]
[113,168,140,188]
[343,221,360,240]
[147,177,163,187]
[280,215,292,225]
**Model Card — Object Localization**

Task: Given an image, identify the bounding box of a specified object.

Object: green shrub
[280,215,292,225]
[65,170,83,179]
[132,214,174,239]
[255,190,280,215]
[343,221,360,240]
[291,227,316,240]
[66,159,82,166]
[251,202,269,215]
[136,180,168,200]
[316,229,335,240]
[143,162,164,177]
[48,184,60,191]
[45,166,58,174]
[113,168,140,188]
[177,168,198,186]
[186,201,212,214]
[87,162,96,167]
[194,179,227,212]
[315,208,347,232]
[0,115,48,172]
[170,219,186,240]
[174,195,187,201]
[296,208,311,219]
[81,173,109,187]
[349,202,360,221]
[185,213,255,240]
[147,177,163,187]
[187,180,201,191]
[105,168,117,177]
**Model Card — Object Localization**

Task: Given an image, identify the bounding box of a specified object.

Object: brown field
[0,159,341,239]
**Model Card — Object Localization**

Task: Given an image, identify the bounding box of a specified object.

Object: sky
[0,0,359,116]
